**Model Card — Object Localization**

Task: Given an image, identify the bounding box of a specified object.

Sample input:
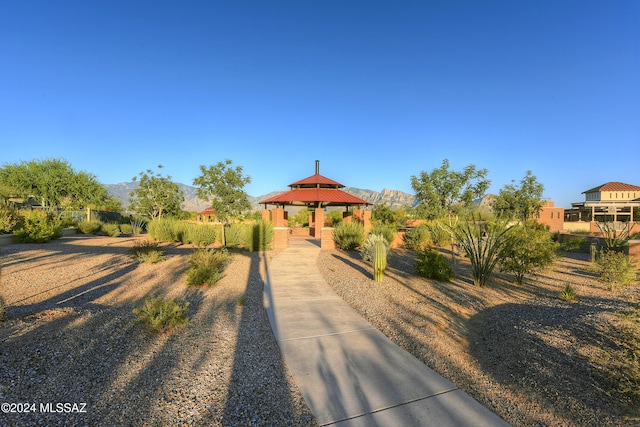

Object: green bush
[500,222,559,285]
[129,240,165,264]
[133,296,189,332]
[428,222,451,247]
[246,220,273,251]
[333,221,365,251]
[415,248,454,281]
[14,210,62,243]
[225,223,244,248]
[186,248,229,286]
[119,223,133,234]
[101,222,121,237]
[362,233,389,262]
[130,217,147,236]
[77,220,103,235]
[560,234,587,252]
[183,223,218,247]
[325,210,343,226]
[0,203,21,234]
[590,251,637,289]
[404,224,431,251]
[559,284,577,302]
[371,224,397,246]
[147,218,180,242]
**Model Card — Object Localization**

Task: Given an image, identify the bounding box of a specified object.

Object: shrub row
[147,218,220,247]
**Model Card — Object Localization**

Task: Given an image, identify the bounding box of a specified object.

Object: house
[565,182,640,222]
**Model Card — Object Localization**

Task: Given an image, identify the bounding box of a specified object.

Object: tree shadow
[466,297,637,425]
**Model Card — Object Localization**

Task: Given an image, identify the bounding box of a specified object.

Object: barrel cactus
[373,239,387,283]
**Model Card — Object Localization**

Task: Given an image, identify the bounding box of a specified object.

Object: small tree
[492,171,544,222]
[193,159,251,245]
[411,159,490,220]
[452,216,514,287]
[129,166,184,219]
[500,221,560,285]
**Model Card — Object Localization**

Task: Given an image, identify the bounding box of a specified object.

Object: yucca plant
[452,216,514,287]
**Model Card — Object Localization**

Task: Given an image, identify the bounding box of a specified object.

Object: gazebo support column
[261,209,270,222]
[271,208,287,227]
[311,208,325,238]
[354,209,372,233]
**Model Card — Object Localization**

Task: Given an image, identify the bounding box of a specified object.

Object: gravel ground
[2,234,639,427]
[317,247,640,427]
[0,235,316,427]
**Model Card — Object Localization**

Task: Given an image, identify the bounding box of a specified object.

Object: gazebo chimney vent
[315,160,319,175]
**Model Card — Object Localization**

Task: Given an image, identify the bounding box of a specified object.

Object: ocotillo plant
[373,239,387,283]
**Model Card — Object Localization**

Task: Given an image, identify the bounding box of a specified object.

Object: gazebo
[260,161,372,249]
[260,160,372,209]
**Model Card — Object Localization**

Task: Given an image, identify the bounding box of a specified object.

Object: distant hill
[105,182,416,212]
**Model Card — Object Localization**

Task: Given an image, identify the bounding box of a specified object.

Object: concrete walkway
[264,237,511,427]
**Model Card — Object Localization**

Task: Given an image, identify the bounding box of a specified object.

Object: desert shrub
[245,220,273,251]
[14,210,62,243]
[500,222,560,285]
[77,220,103,235]
[362,233,389,262]
[428,223,451,247]
[0,203,21,234]
[225,223,244,248]
[119,223,133,234]
[101,222,121,237]
[130,217,146,236]
[453,217,514,287]
[590,251,637,289]
[560,234,587,252]
[415,248,454,281]
[183,223,218,247]
[325,210,343,226]
[559,284,578,302]
[333,221,365,251]
[129,240,165,264]
[147,218,181,242]
[404,224,431,251]
[289,208,310,227]
[133,296,189,332]
[371,224,397,246]
[186,248,229,286]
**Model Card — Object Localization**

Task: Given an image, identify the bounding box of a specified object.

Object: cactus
[373,239,387,283]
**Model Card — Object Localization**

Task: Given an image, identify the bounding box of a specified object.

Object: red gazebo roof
[260,161,371,208]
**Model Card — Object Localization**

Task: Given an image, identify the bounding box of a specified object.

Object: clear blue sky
[1,1,638,208]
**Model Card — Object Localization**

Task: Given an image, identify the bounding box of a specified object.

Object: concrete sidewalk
[264,237,511,427]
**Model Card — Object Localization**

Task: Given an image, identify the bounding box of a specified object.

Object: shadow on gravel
[218,250,316,426]
[467,297,636,425]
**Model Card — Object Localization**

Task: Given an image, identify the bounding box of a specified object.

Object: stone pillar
[272,208,286,227]
[262,209,270,223]
[354,209,372,233]
[343,211,353,223]
[321,227,336,250]
[273,227,289,250]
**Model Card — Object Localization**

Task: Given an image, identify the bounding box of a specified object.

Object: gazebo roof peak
[289,160,344,189]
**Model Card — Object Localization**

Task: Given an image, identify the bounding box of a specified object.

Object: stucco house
[565,182,640,223]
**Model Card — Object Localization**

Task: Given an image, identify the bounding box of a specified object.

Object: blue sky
[1,1,638,208]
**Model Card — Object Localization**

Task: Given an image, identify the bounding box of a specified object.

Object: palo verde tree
[129,165,184,219]
[492,170,544,223]
[193,159,251,244]
[193,159,252,221]
[499,221,559,285]
[411,159,490,220]
[0,158,111,212]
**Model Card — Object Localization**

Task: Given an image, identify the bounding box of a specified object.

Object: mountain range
[105,182,416,212]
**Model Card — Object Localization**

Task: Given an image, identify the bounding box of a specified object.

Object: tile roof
[289,173,344,188]
[583,182,640,193]
[260,188,371,206]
